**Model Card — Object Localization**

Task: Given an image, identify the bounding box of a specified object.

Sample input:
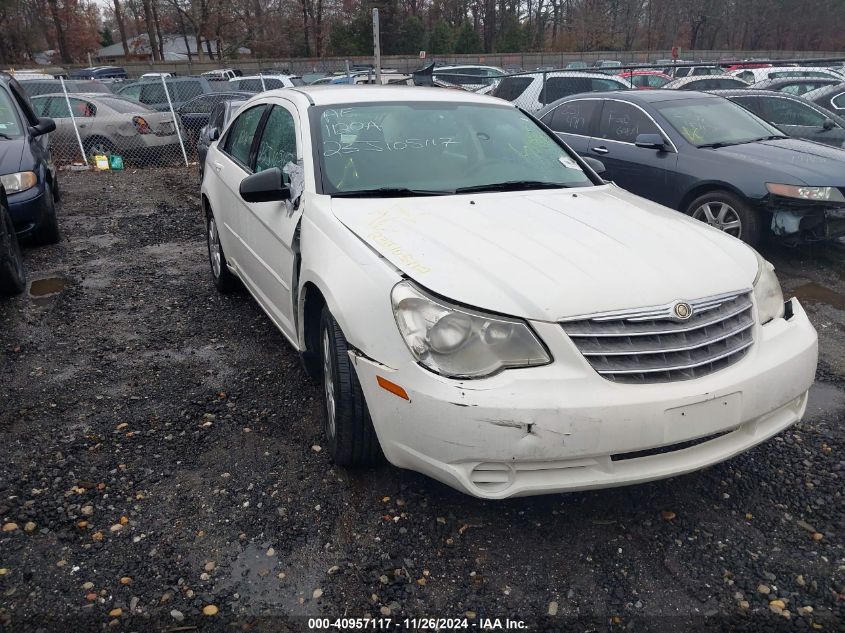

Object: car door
[587,99,679,207]
[207,104,267,277]
[539,98,601,155]
[238,102,303,341]
[42,97,87,152]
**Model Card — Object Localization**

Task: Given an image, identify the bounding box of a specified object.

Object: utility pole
[372,8,381,84]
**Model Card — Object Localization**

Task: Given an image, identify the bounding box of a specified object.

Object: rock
[204,561,215,572]
[796,575,806,587]
[2,523,18,532]
[109,524,123,533]
[548,601,559,616]
[379,606,391,616]
[129,597,139,612]
[327,565,341,575]
[0,568,11,576]
[170,609,184,621]
[202,604,219,616]
[23,522,36,533]
[313,588,323,599]
[266,547,275,556]
[311,445,322,452]
[660,511,676,521]
[379,575,389,584]
[119,516,129,525]
[82,581,94,590]
[81,505,94,516]
[108,608,122,617]
[92,531,104,542]
[86,592,97,602]
[770,599,786,609]
[757,584,771,595]
[120,577,132,585]
[796,519,816,533]
[739,601,749,609]
[200,572,210,581]
[465,611,476,619]
[811,532,824,541]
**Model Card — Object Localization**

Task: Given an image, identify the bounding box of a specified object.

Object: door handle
[212,161,223,172]
[591,146,609,154]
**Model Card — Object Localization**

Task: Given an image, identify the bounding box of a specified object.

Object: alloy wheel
[322,329,337,439]
[692,201,742,238]
[207,216,221,278]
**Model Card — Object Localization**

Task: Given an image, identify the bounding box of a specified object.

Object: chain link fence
[19,57,845,171]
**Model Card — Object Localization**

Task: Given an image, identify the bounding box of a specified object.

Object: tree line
[1,0,843,65]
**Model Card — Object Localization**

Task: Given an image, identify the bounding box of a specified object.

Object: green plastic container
[109,155,124,170]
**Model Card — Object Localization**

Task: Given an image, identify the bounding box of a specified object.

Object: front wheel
[31,182,60,246]
[0,203,26,296]
[320,306,381,466]
[206,210,239,293]
[684,190,762,246]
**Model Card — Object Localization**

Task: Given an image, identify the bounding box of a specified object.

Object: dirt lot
[1,169,843,632]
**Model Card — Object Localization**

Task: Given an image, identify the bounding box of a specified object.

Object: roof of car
[664,75,749,88]
[269,84,509,107]
[556,89,719,104]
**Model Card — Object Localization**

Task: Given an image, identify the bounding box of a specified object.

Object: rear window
[290,77,305,86]
[100,97,151,113]
[493,77,532,101]
[174,81,204,101]
[542,77,625,104]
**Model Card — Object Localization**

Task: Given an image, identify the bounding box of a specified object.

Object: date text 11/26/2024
[308,617,528,630]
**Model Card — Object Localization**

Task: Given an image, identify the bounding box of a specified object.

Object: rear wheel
[0,202,26,296]
[320,306,381,466]
[685,190,762,246]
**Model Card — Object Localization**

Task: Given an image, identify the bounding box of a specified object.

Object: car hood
[0,140,24,176]
[331,185,758,321]
[712,138,845,184]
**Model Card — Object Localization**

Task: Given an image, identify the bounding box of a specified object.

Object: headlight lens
[752,250,784,324]
[0,171,37,194]
[766,183,845,203]
[391,281,551,378]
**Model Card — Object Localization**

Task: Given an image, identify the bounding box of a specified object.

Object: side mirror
[208,127,220,141]
[634,133,667,150]
[582,156,606,174]
[239,167,290,203]
[822,118,835,131]
[30,117,56,137]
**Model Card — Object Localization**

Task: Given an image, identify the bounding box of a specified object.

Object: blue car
[537,89,845,246]
[0,72,59,244]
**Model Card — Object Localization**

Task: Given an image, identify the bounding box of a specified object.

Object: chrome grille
[561,290,754,384]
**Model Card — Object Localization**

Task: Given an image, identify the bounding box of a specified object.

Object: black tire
[31,182,60,246]
[0,202,26,296]
[205,209,238,293]
[684,190,762,247]
[319,306,381,466]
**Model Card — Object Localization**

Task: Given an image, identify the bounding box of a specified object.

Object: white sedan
[200,85,818,499]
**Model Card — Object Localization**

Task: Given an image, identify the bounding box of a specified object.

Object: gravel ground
[0,169,843,633]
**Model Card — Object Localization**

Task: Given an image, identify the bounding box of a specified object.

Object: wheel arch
[678,181,755,214]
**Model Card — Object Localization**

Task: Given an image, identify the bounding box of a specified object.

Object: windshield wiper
[331,187,449,198]
[0,132,12,140]
[453,180,573,194]
[698,135,787,149]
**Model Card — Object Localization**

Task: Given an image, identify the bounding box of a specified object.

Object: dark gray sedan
[197,99,246,178]
[537,90,845,245]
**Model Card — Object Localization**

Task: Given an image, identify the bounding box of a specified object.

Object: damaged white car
[200,86,818,498]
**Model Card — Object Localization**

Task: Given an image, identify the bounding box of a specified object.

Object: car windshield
[654,97,785,147]
[0,89,23,138]
[313,102,595,195]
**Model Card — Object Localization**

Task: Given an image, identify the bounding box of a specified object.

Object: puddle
[29,277,68,298]
[792,283,845,311]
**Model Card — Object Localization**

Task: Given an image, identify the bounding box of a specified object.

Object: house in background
[95,34,250,63]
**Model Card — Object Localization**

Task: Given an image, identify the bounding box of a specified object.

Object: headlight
[766,183,845,203]
[391,281,551,378]
[752,250,784,324]
[0,171,37,194]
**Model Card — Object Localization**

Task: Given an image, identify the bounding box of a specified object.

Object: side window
[45,97,71,118]
[209,103,225,130]
[30,98,49,116]
[597,101,660,143]
[139,83,166,104]
[175,81,204,101]
[731,97,767,120]
[544,99,600,135]
[543,77,592,104]
[222,105,266,167]
[592,78,626,91]
[255,106,298,174]
[675,67,690,78]
[831,93,845,110]
[736,71,754,83]
[119,84,141,101]
[766,99,827,126]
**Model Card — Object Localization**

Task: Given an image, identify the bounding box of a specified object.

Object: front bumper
[7,183,49,234]
[352,299,818,499]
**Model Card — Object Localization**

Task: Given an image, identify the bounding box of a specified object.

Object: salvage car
[0,72,59,244]
[537,90,845,245]
[729,66,844,84]
[30,93,184,163]
[713,89,845,148]
[662,75,749,90]
[492,71,632,111]
[618,70,672,89]
[197,98,247,177]
[200,85,818,498]
[116,77,214,111]
[803,82,845,113]
[176,91,255,145]
[748,76,842,96]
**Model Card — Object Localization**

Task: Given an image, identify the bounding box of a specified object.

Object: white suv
[200,85,817,498]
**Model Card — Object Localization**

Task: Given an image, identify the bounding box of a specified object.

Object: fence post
[540,70,547,107]
[59,77,88,167]
[160,75,189,167]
